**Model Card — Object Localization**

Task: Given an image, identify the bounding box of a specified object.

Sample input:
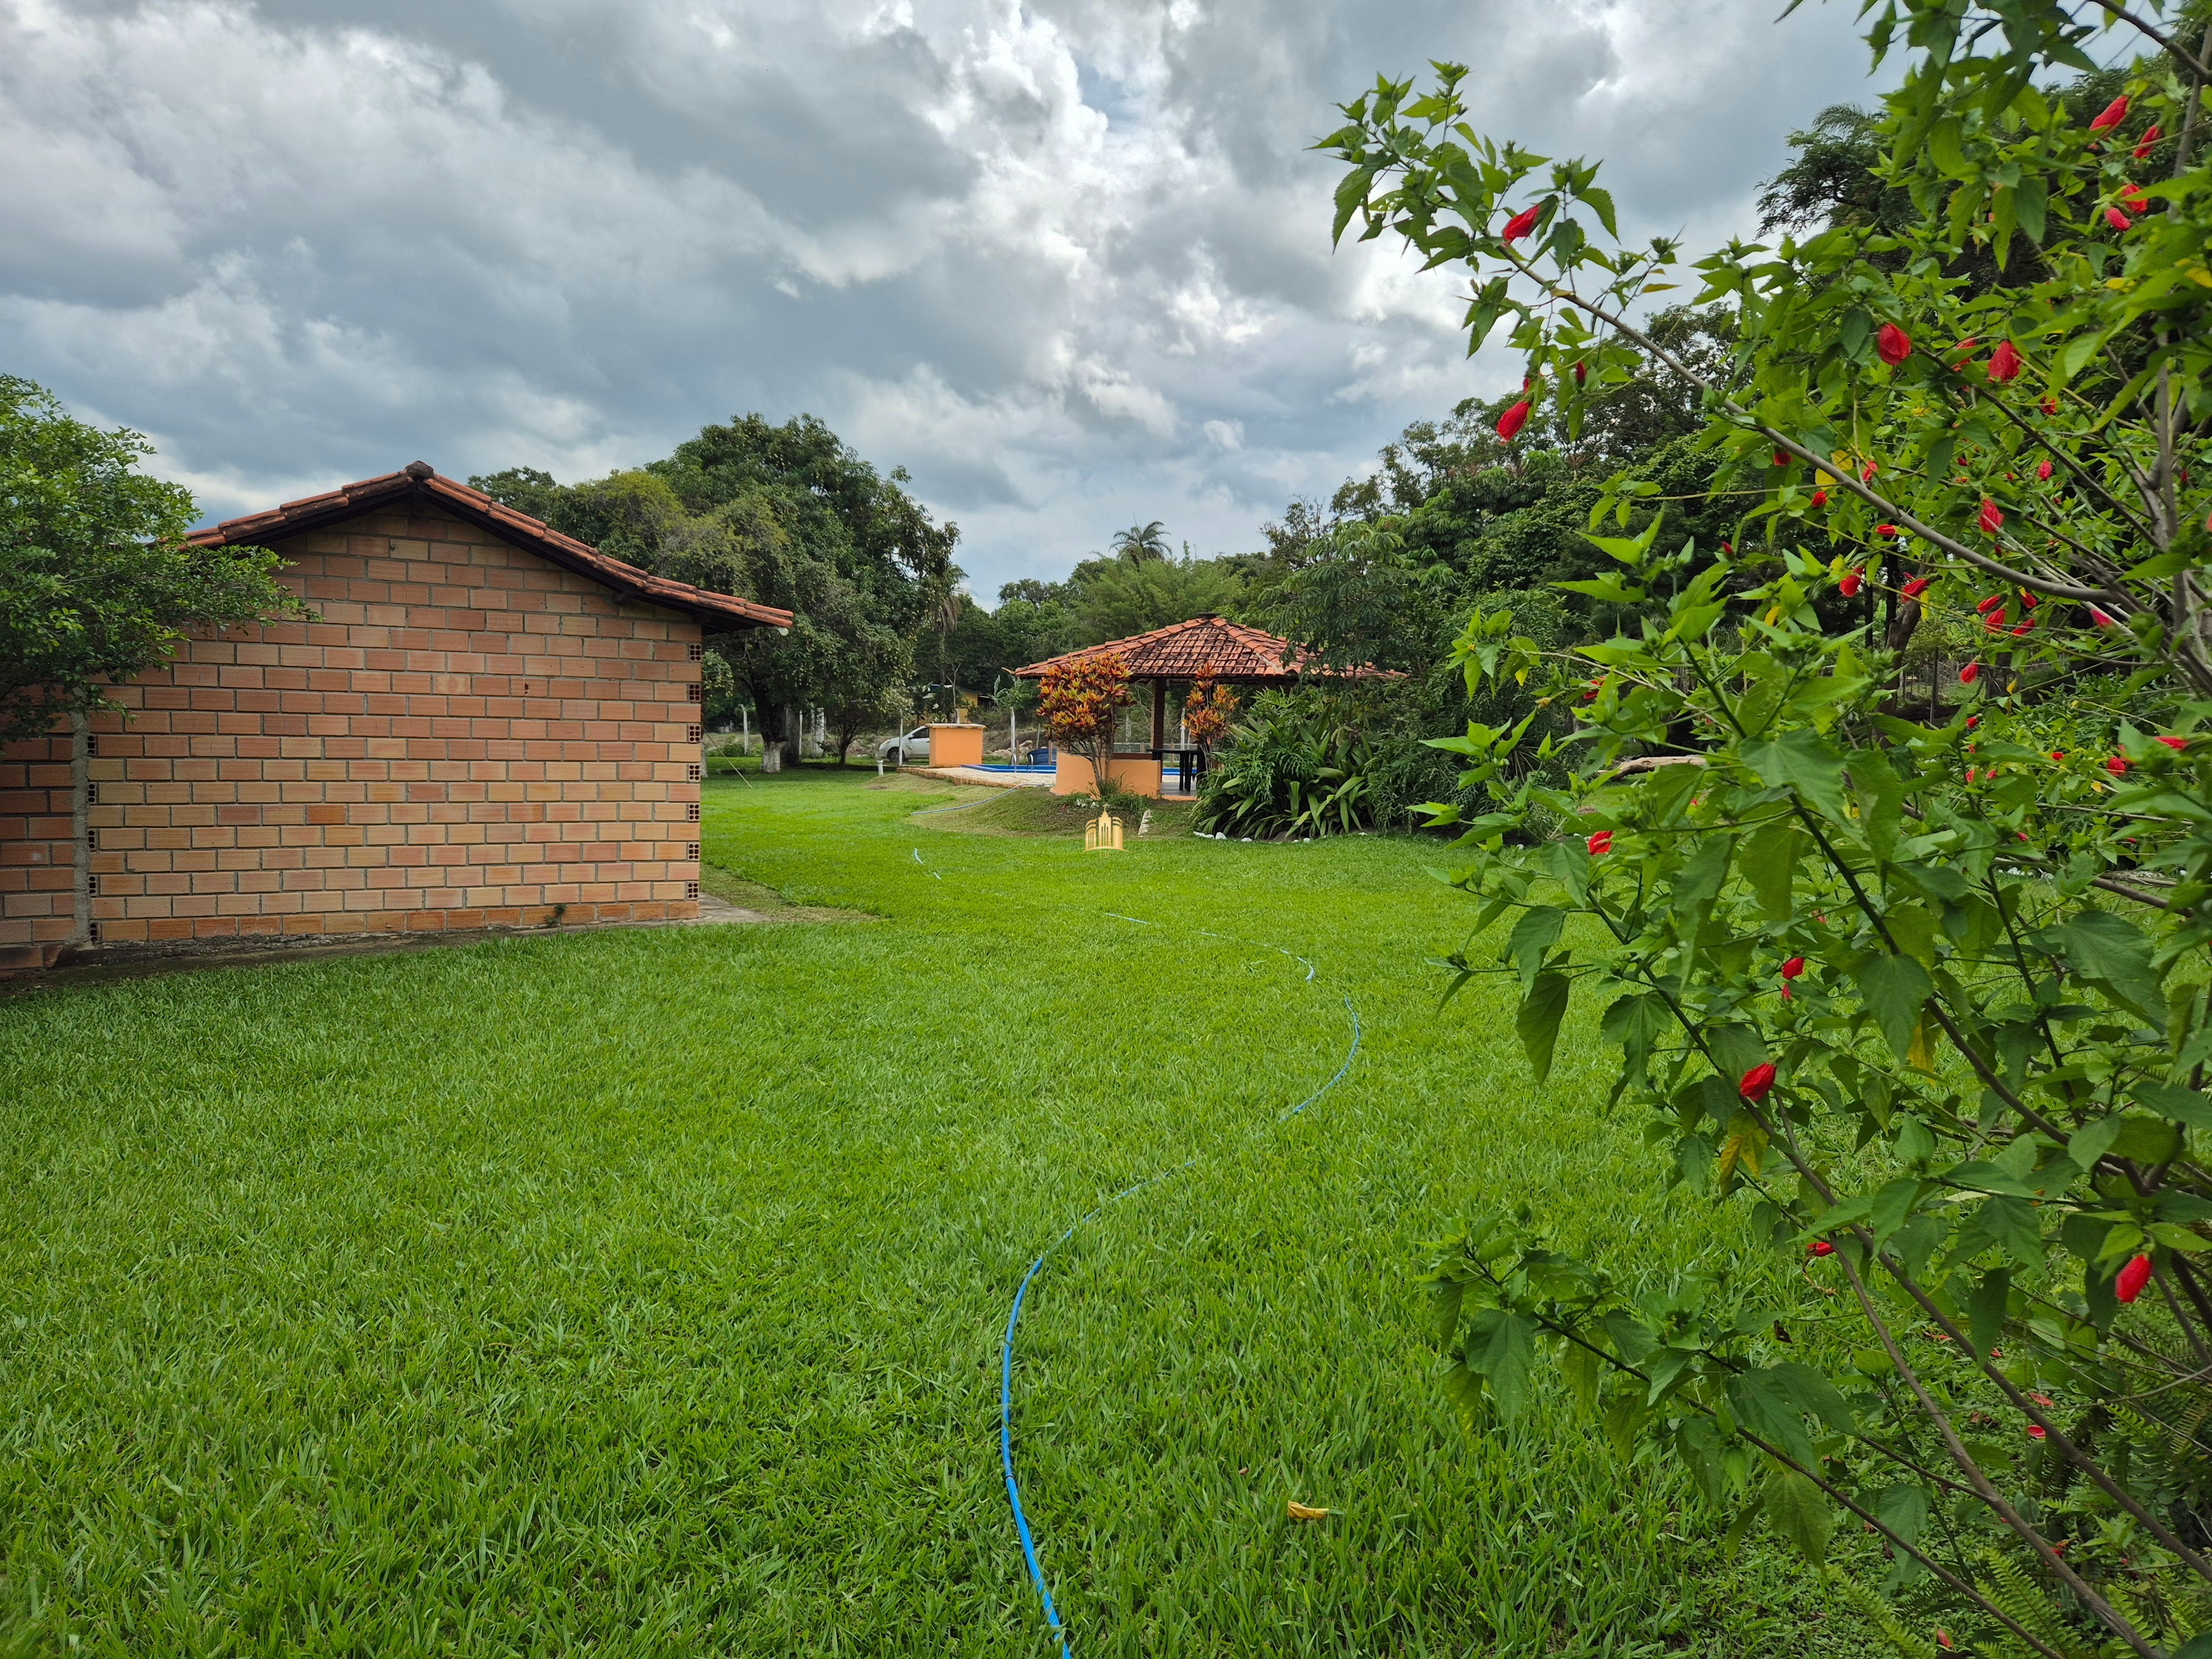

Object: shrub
[1332,6,2212,1651]
[1038,651,1133,802]
[1194,692,1374,838]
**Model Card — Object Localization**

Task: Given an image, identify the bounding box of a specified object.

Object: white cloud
[0,0,1886,599]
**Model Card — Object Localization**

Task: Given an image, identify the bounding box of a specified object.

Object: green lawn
[0,769,1870,1656]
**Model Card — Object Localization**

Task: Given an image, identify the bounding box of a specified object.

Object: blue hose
[992,906,1363,1655]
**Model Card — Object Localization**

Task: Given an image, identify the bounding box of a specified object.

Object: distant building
[1,462,790,975]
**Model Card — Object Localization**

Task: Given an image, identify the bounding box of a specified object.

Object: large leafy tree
[474,413,955,765]
[1330,4,2212,1654]
[1071,552,1244,643]
[1,378,295,743]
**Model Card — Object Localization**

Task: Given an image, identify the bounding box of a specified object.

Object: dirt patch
[696,863,876,924]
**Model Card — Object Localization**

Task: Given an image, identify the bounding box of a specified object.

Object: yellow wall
[927,724,985,768]
[1051,753,1162,798]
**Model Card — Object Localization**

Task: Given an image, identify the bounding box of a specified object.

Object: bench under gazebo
[1011,615,1395,799]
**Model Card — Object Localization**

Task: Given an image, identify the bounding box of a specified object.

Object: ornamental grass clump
[1332,3,2212,1652]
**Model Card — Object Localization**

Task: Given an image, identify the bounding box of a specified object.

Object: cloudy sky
[2,0,1897,600]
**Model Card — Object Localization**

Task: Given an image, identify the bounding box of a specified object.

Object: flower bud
[2116,1253,2154,1302]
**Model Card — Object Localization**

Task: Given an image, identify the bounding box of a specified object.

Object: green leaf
[1839,307,1872,362]
[1740,817,1801,920]
[1884,903,1941,971]
[2013,174,2046,243]
[1600,1390,1644,1459]
[1849,748,1905,859]
[2058,331,2102,383]
[1975,1196,2044,1268]
[2134,1081,2212,1132]
[1873,1483,1928,1549]
[2128,547,2195,581]
[2058,909,2166,1024]
[1854,956,1934,1062]
[1869,1176,1921,1244]
[1767,1361,1856,1434]
[1464,1308,1537,1418]
[1764,1467,1832,1564]
[1561,1337,1600,1413]
[2069,1117,2123,1172]
[1926,115,1968,178]
[1668,836,1736,933]
[2109,1115,2184,1165]
[1505,905,1566,992]
[1517,971,1572,1084]
[1331,163,1378,246]
[1966,1266,2010,1357]
[1741,729,1849,821]
[1575,183,1619,238]
[1556,577,1646,604]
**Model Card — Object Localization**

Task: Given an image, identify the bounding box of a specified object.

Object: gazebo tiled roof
[1011,614,1396,682]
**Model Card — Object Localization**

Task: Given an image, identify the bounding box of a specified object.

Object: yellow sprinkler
[1084,811,1124,852]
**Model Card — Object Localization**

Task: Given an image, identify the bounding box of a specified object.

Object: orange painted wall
[927,724,984,768]
[1050,754,1162,798]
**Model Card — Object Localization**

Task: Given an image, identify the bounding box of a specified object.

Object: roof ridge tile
[186,465,790,630]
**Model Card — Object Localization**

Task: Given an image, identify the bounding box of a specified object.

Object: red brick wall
[64,502,702,951]
[0,731,79,974]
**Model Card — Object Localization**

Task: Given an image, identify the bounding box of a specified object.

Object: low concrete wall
[927,724,985,768]
[1051,754,1163,798]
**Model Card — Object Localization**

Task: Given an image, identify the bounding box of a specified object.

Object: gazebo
[1011,614,1396,799]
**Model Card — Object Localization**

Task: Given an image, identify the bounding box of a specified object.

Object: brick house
[0,461,791,976]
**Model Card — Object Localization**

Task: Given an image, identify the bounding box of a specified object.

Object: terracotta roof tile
[1012,614,1397,681]
[187,461,792,630]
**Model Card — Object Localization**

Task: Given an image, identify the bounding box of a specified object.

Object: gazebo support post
[1150,679,1166,755]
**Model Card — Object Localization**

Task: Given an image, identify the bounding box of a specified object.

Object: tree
[1108,520,1171,564]
[473,411,954,769]
[1,377,297,743]
[659,414,955,765]
[1072,553,1244,644]
[1756,104,1910,237]
[1037,653,1133,806]
[1331,9,2212,1653]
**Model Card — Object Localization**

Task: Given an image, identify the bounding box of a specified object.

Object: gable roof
[1011,614,1398,682]
[186,461,792,630]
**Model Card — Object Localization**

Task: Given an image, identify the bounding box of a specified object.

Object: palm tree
[1109,521,1171,565]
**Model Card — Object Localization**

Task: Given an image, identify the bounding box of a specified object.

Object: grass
[0,769,1876,1656]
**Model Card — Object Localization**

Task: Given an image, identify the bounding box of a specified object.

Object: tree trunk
[780,703,801,770]
[754,700,785,773]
